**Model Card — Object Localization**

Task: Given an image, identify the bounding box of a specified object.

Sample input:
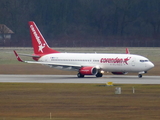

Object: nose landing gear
[138,71,147,78]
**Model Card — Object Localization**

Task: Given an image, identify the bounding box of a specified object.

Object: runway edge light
[106,82,113,86]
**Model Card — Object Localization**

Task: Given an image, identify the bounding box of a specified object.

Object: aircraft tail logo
[29,21,60,55]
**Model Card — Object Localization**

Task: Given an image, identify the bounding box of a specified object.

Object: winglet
[126,48,130,54]
[13,50,24,62]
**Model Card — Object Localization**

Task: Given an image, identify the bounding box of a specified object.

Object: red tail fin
[29,21,60,55]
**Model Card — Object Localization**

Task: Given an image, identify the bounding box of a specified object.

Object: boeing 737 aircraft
[14,21,154,78]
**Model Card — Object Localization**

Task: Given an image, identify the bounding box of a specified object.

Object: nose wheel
[138,74,142,78]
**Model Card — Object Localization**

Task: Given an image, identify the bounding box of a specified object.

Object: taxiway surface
[0,75,159,84]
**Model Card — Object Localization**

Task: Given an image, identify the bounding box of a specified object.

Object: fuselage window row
[51,59,99,62]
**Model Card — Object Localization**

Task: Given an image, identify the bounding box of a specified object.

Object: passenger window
[140,60,144,62]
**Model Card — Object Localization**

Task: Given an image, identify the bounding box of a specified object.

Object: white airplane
[14,21,154,78]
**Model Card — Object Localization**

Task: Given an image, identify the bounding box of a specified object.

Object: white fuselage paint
[38,53,154,73]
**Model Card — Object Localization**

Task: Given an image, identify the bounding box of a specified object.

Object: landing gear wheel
[96,72,103,77]
[138,74,142,78]
[77,73,84,78]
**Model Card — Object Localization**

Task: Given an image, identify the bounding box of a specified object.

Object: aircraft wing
[26,61,81,69]
[13,50,81,69]
[16,53,40,58]
[126,48,130,54]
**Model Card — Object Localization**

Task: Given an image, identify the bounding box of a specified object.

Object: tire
[138,74,142,78]
[77,73,84,78]
[96,72,103,77]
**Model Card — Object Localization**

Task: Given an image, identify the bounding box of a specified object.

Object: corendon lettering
[30,25,45,53]
[100,57,131,65]
[30,25,41,45]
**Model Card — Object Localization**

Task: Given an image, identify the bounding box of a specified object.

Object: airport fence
[2,39,160,47]
[49,40,160,47]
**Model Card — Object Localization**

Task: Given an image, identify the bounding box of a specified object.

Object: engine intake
[79,67,97,75]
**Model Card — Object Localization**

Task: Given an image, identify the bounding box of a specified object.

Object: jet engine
[79,67,98,75]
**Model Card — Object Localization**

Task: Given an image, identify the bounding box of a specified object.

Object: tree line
[0,0,160,47]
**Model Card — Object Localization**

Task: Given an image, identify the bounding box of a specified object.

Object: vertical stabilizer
[29,21,60,54]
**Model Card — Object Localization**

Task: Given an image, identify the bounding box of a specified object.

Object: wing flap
[26,61,81,68]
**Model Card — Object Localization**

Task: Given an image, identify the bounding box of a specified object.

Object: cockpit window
[140,60,149,62]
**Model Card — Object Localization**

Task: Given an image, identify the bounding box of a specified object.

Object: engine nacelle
[79,67,97,75]
[112,72,128,75]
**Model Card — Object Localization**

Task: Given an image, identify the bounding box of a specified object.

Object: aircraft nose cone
[148,62,154,69]
[151,62,154,68]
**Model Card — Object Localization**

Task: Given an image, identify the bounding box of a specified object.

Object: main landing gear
[138,74,142,78]
[96,72,103,77]
[77,73,84,78]
[77,72,103,78]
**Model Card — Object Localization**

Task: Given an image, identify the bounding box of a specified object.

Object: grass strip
[0,83,160,120]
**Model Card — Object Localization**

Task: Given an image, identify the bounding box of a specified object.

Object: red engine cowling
[79,67,97,75]
[112,72,128,75]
